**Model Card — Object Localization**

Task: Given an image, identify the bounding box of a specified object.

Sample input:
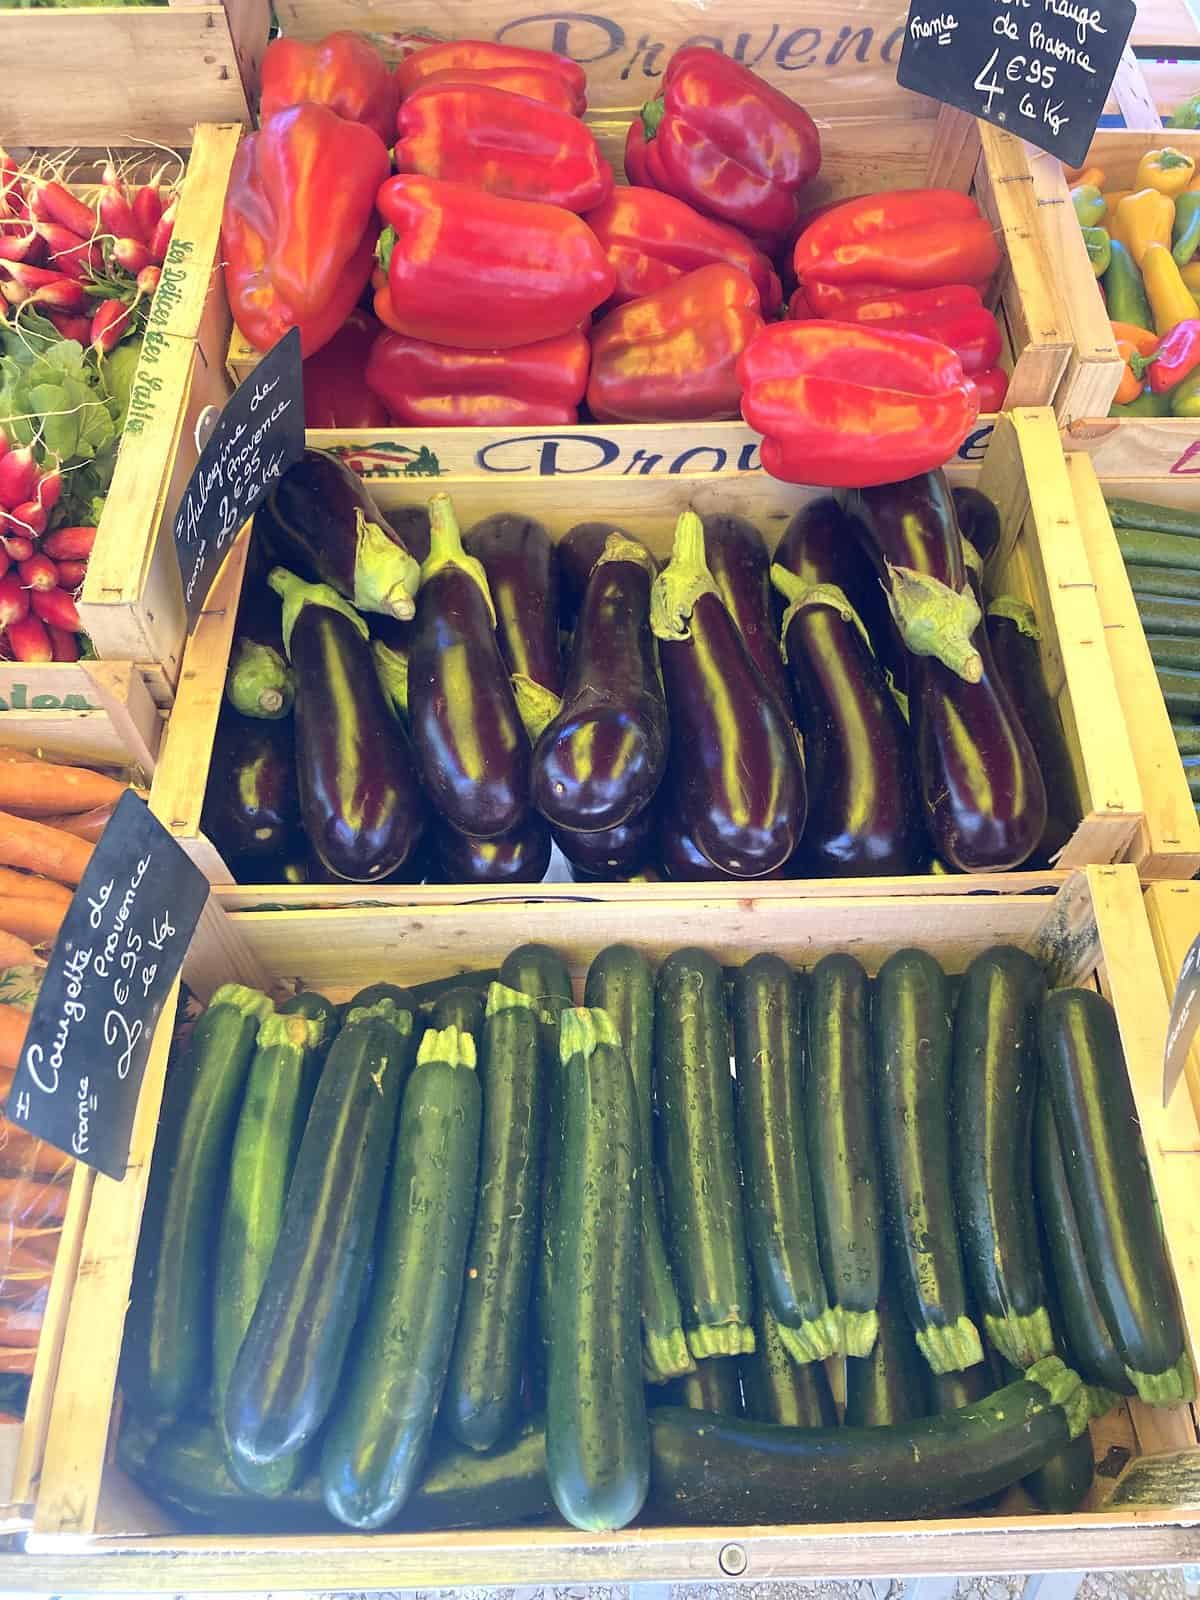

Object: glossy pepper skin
[303,310,391,429]
[1136,146,1197,197]
[1113,189,1174,267]
[375,175,614,350]
[1142,241,1197,335]
[365,328,590,427]
[395,40,587,114]
[223,105,391,358]
[1146,319,1200,393]
[588,263,763,423]
[412,66,583,117]
[585,186,781,313]
[793,190,1001,296]
[259,31,397,145]
[1173,192,1200,265]
[395,84,612,213]
[807,281,983,323]
[738,321,980,489]
[626,48,820,244]
[848,303,1001,378]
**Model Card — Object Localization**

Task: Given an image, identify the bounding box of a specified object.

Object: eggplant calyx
[771,564,872,660]
[650,510,721,640]
[884,563,983,683]
[512,672,563,741]
[597,531,656,576]
[225,637,295,721]
[422,493,498,625]
[269,566,370,658]
[372,637,409,717]
[988,594,1041,640]
[352,510,421,622]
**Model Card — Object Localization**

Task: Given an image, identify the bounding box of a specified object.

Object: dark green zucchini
[431,985,485,1037]
[666,1357,743,1416]
[124,984,274,1420]
[874,950,983,1375]
[547,1009,649,1532]
[926,1358,994,1415]
[1040,989,1194,1405]
[409,970,501,1010]
[845,1277,927,1428]
[1148,634,1200,671]
[497,944,574,1029]
[347,981,417,1013]
[733,955,837,1361]
[585,945,691,1383]
[1116,527,1200,573]
[224,999,414,1470]
[1022,1425,1095,1512]
[740,1307,837,1427]
[1135,594,1200,637]
[1179,722,1200,756]
[279,990,339,1050]
[1128,564,1200,602]
[805,953,882,1358]
[322,1024,482,1529]
[1105,498,1200,539]
[446,985,544,1452]
[1158,666,1200,716]
[655,948,754,1357]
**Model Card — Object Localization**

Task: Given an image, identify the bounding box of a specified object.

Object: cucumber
[431,985,485,1037]
[951,947,1052,1369]
[214,1003,330,1493]
[1040,988,1194,1405]
[1174,722,1200,756]
[1158,666,1200,716]
[666,1356,743,1416]
[655,948,754,1358]
[805,953,882,1358]
[874,950,983,1375]
[1135,594,1200,636]
[547,1008,649,1532]
[733,955,837,1361]
[1128,564,1200,601]
[322,1024,482,1529]
[1106,497,1200,539]
[1116,527,1200,574]
[224,999,413,1469]
[845,1277,927,1428]
[585,945,692,1382]
[740,1306,837,1427]
[445,984,544,1452]
[648,1355,1089,1524]
[1148,634,1200,671]
[123,983,274,1420]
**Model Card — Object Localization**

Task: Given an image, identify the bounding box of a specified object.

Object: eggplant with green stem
[465,513,563,738]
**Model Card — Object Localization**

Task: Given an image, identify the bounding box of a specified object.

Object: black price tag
[173,327,305,630]
[5,793,209,1180]
[1164,930,1200,1108]
[897,0,1136,168]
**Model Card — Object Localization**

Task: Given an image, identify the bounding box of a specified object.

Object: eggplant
[465,514,563,738]
[558,522,631,627]
[433,814,551,884]
[270,568,428,881]
[701,515,792,714]
[985,599,1079,867]
[952,487,1002,564]
[226,572,294,720]
[551,803,657,878]
[407,495,532,839]
[531,533,668,833]
[660,809,735,881]
[652,513,805,877]
[201,708,301,865]
[773,566,925,877]
[370,613,412,722]
[255,450,423,622]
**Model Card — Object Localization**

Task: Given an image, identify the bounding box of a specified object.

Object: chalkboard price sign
[897,0,1136,168]
[173,326,304,630]
[5,793,209,1180]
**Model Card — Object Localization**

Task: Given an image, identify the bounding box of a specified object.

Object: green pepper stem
[641,97,665,140]
[269,567,369,659]
[650,511,721,641]
[422,494,497,625]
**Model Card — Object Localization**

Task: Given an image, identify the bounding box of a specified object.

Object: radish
[136,264,161,299]
[54,560,88,588]
[0,435,8,461]
[19,554,58,592]
[98,178,138,243]
[36,223,101,280]
[30,586,80,633]
[113,236,152,276]
[1,536,34,563]
[48,625,80,663]
[0,446,36,511]
[7,614,52,662]
[131,183,164,241]
[45,310,93,343]
[0,550,12,581]
[9,501,48,539]
[0,571,30,627]
[42,525,96,560]
[150,200,176,264]
[35,468,61,513]
[1,262,86,310]
[90,298,132,354]
[0,228,41,266]
[31,277,88,313]
[28,179,98,242]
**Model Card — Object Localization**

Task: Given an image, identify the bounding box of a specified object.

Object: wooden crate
[149,407,1145,893]
[20,865,1200,1581]
[0,0,268,148]
[0,663,160,776]
[1066,455,1200,880]
[1145,881,1200,1126]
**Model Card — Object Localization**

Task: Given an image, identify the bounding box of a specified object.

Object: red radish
[19,554,58,592]
[35,223,100,280]
[31,277,88,313]
[112,236,152,276]
[9,502,47,539]
[42,525,96,560]
[0,551,12,581]
[0,229,41,266]
[45,310,92,343]
[98,180,138,242]
[54,559,88,588]
[0,572,30,627]
[35,468,61,514]
[90,298,132,354]
[30,586,80,633]
[7,614,52,662]
[1,261,86,310]
[150,201,176,264]
[136,264,161,299]
[28,179,97,241]
[48,625,80,663]
[0,447,36,511]
[131,184,164,241]
[1,536,33,563]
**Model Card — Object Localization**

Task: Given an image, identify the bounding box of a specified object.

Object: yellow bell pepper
[1135,146,1198,197]
[1142,241,1198,334]
[1114,188,1176,265]
[1103,189,1132,226]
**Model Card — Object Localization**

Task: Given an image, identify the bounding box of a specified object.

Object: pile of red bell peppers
[223,31,1009,485]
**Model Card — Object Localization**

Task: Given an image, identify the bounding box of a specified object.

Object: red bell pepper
[587,262,763,423]
[806,281,983,322]
[303,309,393,428]
[365,328,590,426]
[395,83,612,213]
[1149,318,1200,392]
[788,285,817,319]
[411,66,582,117]
[584,186,781,313]
[395,40,586,114]
[737,321,980,488]
[259,31,397,145]
[625,48,820,244]
[222,105,390,358]
[793,190,1002,293]
[850,303,1001,377]
[375,174,614,350]
[971,367,1009,411]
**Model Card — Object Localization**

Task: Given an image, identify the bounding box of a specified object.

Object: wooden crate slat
[0,663,161,775]
[1144,881,1200,1127]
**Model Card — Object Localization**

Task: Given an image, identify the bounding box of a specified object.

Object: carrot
[0,1125,70,1182]
[0,759,123,817]
[0,811,92,886]
[0,1348,38,1373]
[0,897,64,948]
[0,1006,29,1074]
[0,868,70,908]
[0,750,39,765]
[0,1176,68,1226]
[0,933,38,975]
[36,801,118,843]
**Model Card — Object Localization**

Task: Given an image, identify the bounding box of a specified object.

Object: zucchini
[845,1277,927,1428]
[322,1025,482,1529]
[1158,665,1200,716]
[123,983,274,1420]
[733,955,837,1361]
[1178,722,1200,756]
[740,1306,837,1427]
[1135,594,1200,636]
[1106,498,1200,539]
[1116,527,1200,573]
[951,947,1052,1369]
[1041,990,1195,1405]
[585,945,692,1383]
[431,984,485,1037]
[498,943,574,1030]
[279,989,339,1046]
[1023,1425,1095,1512]
[409,969,501,1010]
[446,984,544,1452]
[655,948,754,1357]
[926,1358,994,1415]
[1128,564,1200,602]
[347,981,417,1012]
[547,1009,649,1532]
[648,1355,1089,1524]
[805,953,882,1358]
[224,999,414,1470]
[1148,634,1200,671]
[874,949,983,1375]
[666,1356,743,1416]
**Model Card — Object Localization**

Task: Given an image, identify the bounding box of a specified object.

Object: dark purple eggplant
[465,515,563,734]
[201,708,302,865]
[952,487,1002,564]
[772,566,925,877]
[701,515,792,714]
[433,813,551,884]
[558,522,631,627]
[270,567,428,881]
[551,803,657,877]
[986,598,1079,867]
[531,533,668,833]
[407,495,532,839]
[658,804,784,882]
[653,513,805,877]
[255,450,423,622]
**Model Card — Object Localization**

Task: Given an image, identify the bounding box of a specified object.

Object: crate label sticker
[896,0,1135,167]
[1164,930,1200,1108]
[5,792,209,1180]
[173,327,305,629]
